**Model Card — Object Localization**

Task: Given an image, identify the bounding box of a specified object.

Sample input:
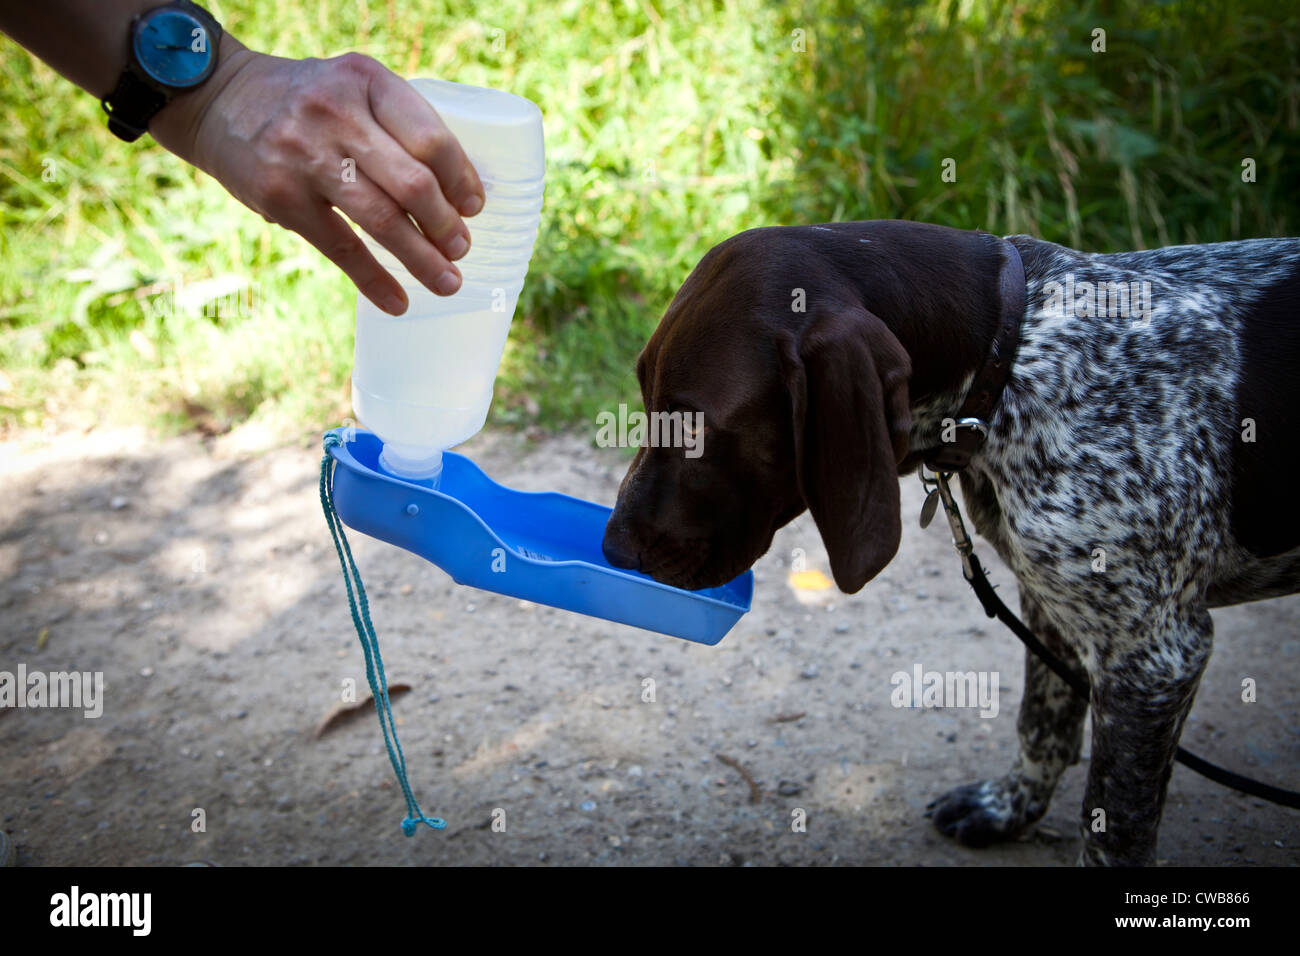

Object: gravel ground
[1,424,1297,866]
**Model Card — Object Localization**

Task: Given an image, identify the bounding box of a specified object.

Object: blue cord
[320,432,445,836]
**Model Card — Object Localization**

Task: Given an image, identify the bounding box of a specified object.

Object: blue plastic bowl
[325,428,753,645]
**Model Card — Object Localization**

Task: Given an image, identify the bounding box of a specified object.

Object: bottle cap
[378,444,444,482]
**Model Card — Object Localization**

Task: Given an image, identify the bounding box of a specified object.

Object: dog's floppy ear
[781,304,911,593]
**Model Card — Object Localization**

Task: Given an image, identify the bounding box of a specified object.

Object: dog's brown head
[602,223,921,593]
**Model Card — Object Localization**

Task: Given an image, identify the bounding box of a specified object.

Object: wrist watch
[101,1,224,142]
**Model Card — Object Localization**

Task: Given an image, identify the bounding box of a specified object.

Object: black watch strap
[101,1,223,144]
[102,70,168,143]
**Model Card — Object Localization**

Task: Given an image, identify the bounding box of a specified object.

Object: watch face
[133,8,215,88]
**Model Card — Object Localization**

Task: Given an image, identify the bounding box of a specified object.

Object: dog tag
[920,489,940,529]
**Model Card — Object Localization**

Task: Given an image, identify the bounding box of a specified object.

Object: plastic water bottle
[351,79,545,483]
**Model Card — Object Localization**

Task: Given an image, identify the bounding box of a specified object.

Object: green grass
[2,0,1297,443]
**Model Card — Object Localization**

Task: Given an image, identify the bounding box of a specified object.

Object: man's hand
[0,2,485,315]
[152,44,485,315]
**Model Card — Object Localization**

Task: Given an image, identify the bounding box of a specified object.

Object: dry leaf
[313,683,411,739]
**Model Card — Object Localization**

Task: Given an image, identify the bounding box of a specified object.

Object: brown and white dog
[602,220,1300,865]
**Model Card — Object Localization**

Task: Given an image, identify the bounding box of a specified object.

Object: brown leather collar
[922,237,1026,473]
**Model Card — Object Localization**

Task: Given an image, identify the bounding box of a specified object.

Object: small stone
[93,531,109,545]
[110,496,129,510]
[800,664,819,679]
[833,624,850,634]
[140,666,154,677]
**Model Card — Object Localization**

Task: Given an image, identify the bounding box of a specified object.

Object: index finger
[368,71,485,218]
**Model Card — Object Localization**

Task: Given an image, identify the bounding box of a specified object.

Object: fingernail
[435,270,461,295]
[459,194,484,217]
[446,234,470,260]
[381,290,407,315]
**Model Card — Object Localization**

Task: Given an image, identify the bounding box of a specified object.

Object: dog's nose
[601,527,641,570]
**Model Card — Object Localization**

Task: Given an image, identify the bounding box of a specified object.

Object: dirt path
[1,425,1297,865]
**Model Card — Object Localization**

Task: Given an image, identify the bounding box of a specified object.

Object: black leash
[921,467,1300,810]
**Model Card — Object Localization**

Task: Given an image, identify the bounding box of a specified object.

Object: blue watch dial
[132,9,215,88]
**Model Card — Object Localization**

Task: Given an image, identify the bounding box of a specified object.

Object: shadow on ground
[1,426,1296,865]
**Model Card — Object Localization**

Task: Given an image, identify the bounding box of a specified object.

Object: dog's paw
[924,779,1033,848]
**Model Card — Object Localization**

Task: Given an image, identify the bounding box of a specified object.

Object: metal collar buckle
[921,416,990,475]
[954,417,989,441]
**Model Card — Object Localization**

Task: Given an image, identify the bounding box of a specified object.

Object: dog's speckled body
[603,221,1300,865]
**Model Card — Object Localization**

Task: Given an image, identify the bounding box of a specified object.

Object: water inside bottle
[352,282,520,460]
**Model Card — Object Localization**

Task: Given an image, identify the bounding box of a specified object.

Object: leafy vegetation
[1,0,1295,442]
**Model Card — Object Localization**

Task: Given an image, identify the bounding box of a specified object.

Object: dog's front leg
[927,592,1089,846]
[1079,611,1213,866]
